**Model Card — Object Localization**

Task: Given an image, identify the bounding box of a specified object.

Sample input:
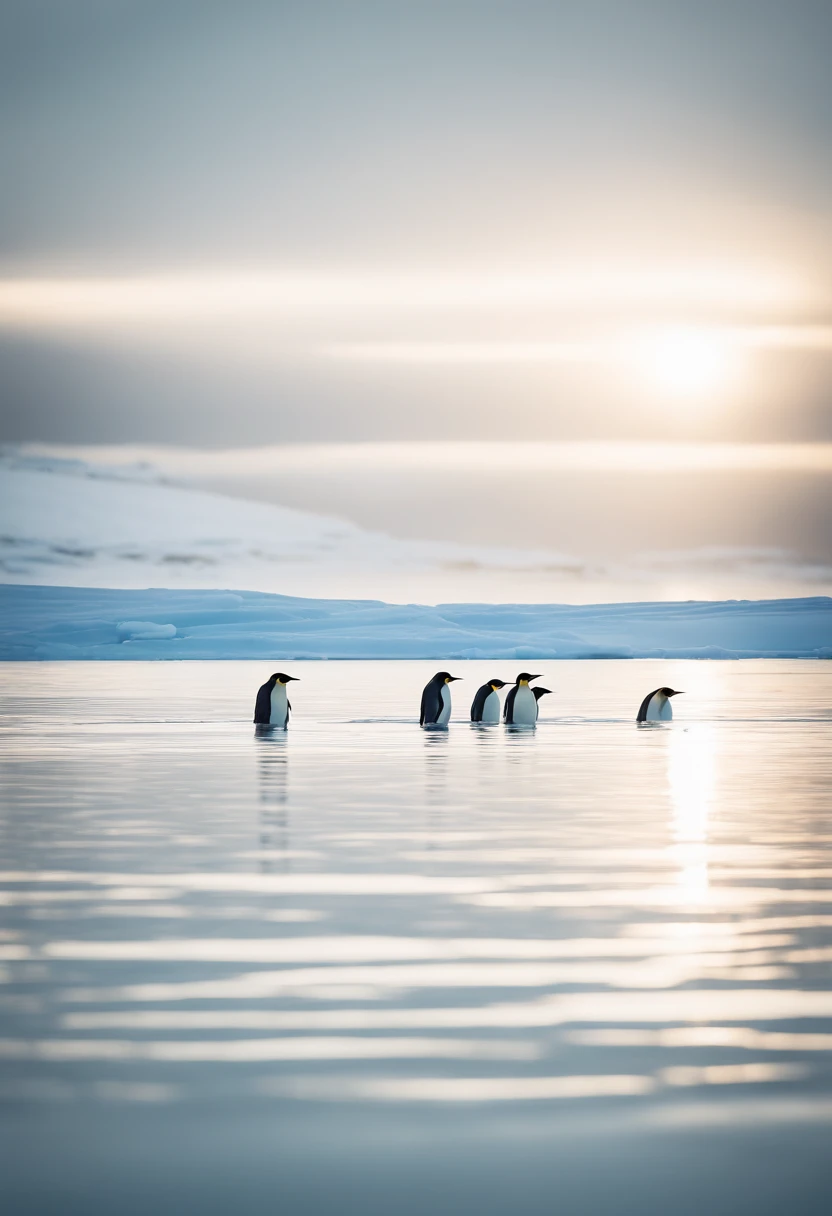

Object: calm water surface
[1,660,831,1214]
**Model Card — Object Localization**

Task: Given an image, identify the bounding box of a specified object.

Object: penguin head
[272,673,299,685]
[488,678,508,690]
[435,672,461,684]
[515,673,542,685]
[532,687,552,700]
[659,687,682,697]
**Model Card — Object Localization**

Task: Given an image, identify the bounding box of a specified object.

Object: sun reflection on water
[667,725,717,906]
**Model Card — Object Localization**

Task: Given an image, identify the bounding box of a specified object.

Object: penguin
[420,672,461,727]
[503,673,542,726]
[636,686,682,723]
[254,672,299,728]
[532,686,552,721]
[470,678,508,724]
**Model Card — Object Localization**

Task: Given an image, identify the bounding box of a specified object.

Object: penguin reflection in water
[636,686,683,723]
[504,673,543,726]
[420,672,461,727]
[470,678,508,724]
[254,672,299,729]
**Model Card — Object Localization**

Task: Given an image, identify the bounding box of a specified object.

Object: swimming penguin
[636,686,682,723]
[420,672,461,727]
[503,673,542,726]
[470,678,508,724]
[254,672,299,728]
[532,686,552,721]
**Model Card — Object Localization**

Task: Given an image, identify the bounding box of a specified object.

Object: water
[1,659,831,1214]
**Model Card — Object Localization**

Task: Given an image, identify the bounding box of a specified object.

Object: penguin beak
[284,676,299,682]
[448,676,461,682]
[528,675,542,681]
[670,690,683,696]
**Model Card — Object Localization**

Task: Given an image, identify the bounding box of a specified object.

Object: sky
[0,0,831,578]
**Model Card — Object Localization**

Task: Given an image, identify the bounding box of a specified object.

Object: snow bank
[0,450,592,605]
[4,449,831,605]
[2,585,830,661]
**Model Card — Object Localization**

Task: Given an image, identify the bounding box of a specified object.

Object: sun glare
[639,328,738,401]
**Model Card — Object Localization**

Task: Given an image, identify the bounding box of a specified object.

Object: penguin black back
[254,674,278,724]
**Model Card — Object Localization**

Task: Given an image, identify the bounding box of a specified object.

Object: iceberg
[1,584,830,661]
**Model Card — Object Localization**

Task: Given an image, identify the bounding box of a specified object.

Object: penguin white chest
[512,685,537,726]
[646,693,671,722]
[436,682,452,725]
[270,684,289,727]
[481,690,501,724]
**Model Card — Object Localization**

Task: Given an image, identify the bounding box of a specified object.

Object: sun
[638,327,737,400]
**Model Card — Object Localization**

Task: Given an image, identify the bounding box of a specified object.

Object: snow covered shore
[4,448,831,604]
[2,584,830,661]
[0,450,600,604]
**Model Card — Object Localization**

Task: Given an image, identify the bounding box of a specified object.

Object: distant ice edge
[1,585,831,661]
